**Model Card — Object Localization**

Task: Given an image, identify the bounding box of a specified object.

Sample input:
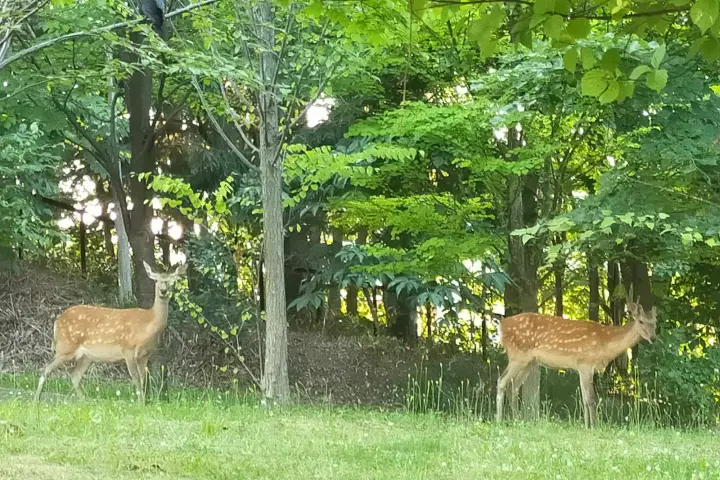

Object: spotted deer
[495,294,657,428]
[35,261,187,403]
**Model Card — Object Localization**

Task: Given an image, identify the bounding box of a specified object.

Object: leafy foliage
[0,122,61,248]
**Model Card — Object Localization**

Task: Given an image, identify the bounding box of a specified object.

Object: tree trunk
[115,204,133,304]
[327,227,343,320]
[79,219,87,278]
[608,261,623,325]
[125,30,156,308]
[346,229,367,318]
[96,180,115,259]
[621,255,653,368]
[425,302,433,340]
[588,259,600,321]
[256,0,289,402]
[160,219,170,266]
[106,51,133,305]
[363,287,379,335]
[607,261,627,373]
[481,316,488,362]
[385,288,418,343]
[505,172,541,419]
[346,284,358,317]
[554,259,564,317]
[260,154,289,400]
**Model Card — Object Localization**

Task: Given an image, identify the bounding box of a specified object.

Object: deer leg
[35,354,71,401]
[496,360,529,422]
[136,354,149,402]
[70,356,93,398]
[579,367,596,428]
[510,363,533,419]
[123,352,143,403]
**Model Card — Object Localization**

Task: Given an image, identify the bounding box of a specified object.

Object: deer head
[625,284,657,343]
[143,261,187,300]
[626,301,657,343]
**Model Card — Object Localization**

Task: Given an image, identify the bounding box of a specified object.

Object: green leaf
[616,80,635,102]
[544,15,565,39]
[480,40,498,60]
[700,37,720,62]
[566,18,591,38]
[599,216,615,229]
[600,48,621,71]
[411,0,429,13]
[599,80,620,103]
[706,238,719,247]
[688,38,705,57]
[658,213,670,219]
[651,43,666,69]
[646,69,668,92]
[305,0,323,17]
[526,224,542,235]
[534,0,556,15]
[468,19,484,43]
[581,47,596,70]
[518,30,533,49]
[581,69,609,97]
[690,0,719,33]
[618,212,634,225]
[554,0,572,14]
[629,65,652,80]
[563,48,579,73]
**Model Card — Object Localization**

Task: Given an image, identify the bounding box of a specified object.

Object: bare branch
[287,63,337,134]
[219,80,260,154]
[190,75,260,174]
[271,5,296,89]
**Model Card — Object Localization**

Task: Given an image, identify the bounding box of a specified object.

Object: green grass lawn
[0,376,718,479]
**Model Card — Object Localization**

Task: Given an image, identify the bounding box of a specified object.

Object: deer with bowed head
[35,261,187,403]
[495,287,657,428]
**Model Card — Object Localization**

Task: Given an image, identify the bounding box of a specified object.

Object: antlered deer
[496,297,657,428]
[35,261,187,403]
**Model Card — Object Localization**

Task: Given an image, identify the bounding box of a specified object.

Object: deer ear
[174,263,188,277]
[143,261,158,280]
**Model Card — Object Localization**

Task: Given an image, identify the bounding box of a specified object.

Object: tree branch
[219,80,260,154]
[190,74,260,173]
[271,5,296,89]
[0,0,50,47]
[0,0,219,70]
[428,0,690,20]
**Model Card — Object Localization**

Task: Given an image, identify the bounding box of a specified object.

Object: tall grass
[405,363,492,421]
[0,370,262,406]
[405,365,717,428]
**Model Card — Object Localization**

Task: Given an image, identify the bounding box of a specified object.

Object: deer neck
[150,296,170,330]
[605,321,641,361]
